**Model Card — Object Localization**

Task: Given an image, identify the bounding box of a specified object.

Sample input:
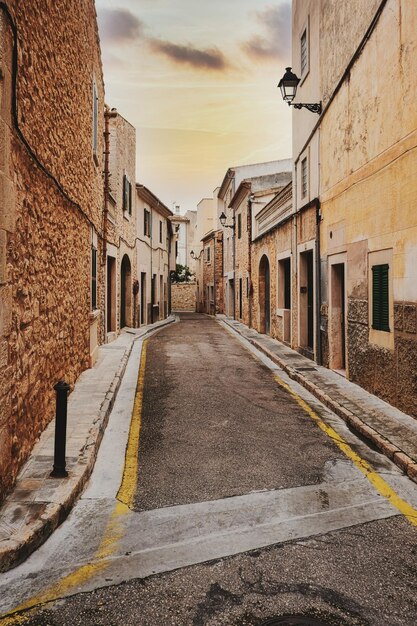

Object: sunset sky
[95,0,292,212]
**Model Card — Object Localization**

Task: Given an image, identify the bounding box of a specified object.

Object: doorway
[259,255,271,334]
[330,262,346,372]
[140,272,146,325]
[300,250,314,352]
[120,255,132,328]
[107,257,116,333]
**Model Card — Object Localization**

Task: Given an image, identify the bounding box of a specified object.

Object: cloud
[97,8,144,44]
[149,39,230,71]
[242,2,291,61]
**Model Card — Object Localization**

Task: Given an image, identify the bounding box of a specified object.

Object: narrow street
[1,314,416,626]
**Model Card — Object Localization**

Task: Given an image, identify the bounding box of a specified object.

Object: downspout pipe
[248,196,253,328]
[315,200,322,365]
[103,107,117,265]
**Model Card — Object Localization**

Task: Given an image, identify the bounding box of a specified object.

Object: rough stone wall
[202,238,215,315]
[214,231,224,314]
[234,200,250,325]
[0,1,105,502]
[107,113,137,330]
[251,221,292,342]
[171,283,196,311]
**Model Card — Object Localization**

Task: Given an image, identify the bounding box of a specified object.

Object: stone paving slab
[0,316,175,573]
[218,315,417,485]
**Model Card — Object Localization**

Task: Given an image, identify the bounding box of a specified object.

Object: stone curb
[220,318,417,487]
[0,316,176,573]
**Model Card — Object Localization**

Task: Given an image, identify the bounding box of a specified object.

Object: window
[278,258,291,309]
[237,213,242,239]
[123,174,132,215]
[246,276,249,297]
[301,29,308,76]
[372,264,390,332]
[206,246,211,262]
[92,80,99,156]
[91,246,97,310]
[144,209,151,237]
[301,157,308,198]
[159,220,163,244]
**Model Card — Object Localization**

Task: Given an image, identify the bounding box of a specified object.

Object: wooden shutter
[372,264,389,331]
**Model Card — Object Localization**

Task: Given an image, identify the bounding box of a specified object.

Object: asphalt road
[135,313,344,510]
[1,313,417,626]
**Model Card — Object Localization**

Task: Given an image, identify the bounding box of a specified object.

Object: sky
[95,0,292,212]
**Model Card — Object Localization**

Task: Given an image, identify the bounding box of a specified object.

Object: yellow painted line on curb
[117,339,147,508]
[274,373,417,527]
[0,342,148,625]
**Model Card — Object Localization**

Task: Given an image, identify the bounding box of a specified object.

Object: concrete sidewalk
[0,316,175,573]
[218,315,417,485]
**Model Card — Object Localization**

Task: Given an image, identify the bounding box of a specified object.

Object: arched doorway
[259,255,270,335]
[120,255,132,328]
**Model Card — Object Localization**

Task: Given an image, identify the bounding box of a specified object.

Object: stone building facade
[316,0,417,415]
[201,230,223,315]
[0,1,105,501]
[136,185,174,326]
[251,184,294,344]
[171,283,196,312]
[105,111,137,339]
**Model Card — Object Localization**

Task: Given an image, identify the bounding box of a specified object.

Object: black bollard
[50,380,71,478]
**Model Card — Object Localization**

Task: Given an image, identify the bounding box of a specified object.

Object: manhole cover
[261,617,329,626]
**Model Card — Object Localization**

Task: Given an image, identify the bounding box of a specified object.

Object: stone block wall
[171,283,196,311]
[0,1,105,502]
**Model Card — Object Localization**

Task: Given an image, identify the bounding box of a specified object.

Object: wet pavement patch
[260,618,330,626]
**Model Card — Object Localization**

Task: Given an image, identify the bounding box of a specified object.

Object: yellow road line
[0,342,148,625]
[274,373,417,527]
[117,340,147,508]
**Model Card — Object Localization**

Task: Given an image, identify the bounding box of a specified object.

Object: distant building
[136,185,174,325]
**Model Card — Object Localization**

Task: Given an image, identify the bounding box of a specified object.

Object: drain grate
[295,367,317,372]
[260,617,329,626]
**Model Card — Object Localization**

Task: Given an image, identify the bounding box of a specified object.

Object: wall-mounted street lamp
[219,212,235,230]
[190,249,204,260]
[278,67,322,115]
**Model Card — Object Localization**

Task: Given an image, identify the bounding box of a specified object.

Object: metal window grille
[301,30,308,75]
[237,213,242,239]
[301,157,308,198]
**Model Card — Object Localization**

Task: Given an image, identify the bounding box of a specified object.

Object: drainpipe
[213,234,216,315]
[232,207,236,320]
[103,106,117,265]
[315,199,322,365]
[248,196,253,328]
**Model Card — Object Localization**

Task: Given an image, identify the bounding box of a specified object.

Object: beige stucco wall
[319,0,417,415]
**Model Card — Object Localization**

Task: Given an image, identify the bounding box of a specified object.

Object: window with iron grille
[237,213,242,239]
[144,209,151,237]
[301,157,308,198]
[372,264,390,331]
[91,246,97,310]
[159,220,163,243]
[123,175,132,215]
[206,246,211,262]
[301,29,308,76]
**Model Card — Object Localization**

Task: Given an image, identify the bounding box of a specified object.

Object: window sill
[89,309,101,322]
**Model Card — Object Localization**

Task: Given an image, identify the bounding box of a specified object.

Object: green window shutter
[372,264,389,332]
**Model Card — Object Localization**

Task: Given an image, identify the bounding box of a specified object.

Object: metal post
[50,380,71,478]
